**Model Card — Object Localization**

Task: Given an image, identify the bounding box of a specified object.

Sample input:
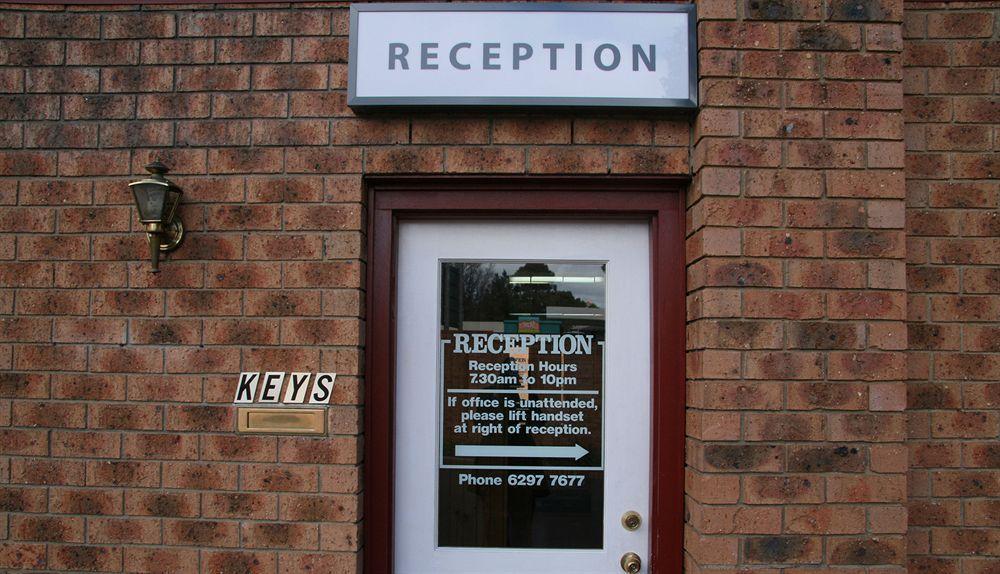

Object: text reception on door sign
[438,261,607,549]
[349,3,696,108]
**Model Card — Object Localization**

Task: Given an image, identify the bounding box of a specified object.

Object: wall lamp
[129,161,184,273]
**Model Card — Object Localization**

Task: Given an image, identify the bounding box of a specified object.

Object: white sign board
[233,371,336,405]
[348,3,697,109]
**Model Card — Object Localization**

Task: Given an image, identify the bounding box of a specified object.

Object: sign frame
[348,2,698,110]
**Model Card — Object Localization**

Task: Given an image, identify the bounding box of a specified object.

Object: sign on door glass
[439,261,605,549]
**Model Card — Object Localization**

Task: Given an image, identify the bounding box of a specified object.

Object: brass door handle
[620,552,641,573]
[621,510,641,531]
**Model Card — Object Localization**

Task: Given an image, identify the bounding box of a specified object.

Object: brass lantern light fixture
[129,161,184,273]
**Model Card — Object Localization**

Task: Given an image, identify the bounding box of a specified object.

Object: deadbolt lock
[620,552,642,573]
[621,510,642,531]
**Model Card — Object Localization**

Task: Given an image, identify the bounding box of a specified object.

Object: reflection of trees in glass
[459,262,598,323]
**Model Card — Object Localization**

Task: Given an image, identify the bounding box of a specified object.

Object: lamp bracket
[153,218,184,252]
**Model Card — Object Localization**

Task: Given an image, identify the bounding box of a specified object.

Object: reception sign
[348,3,697,109]
[437,261,607,549]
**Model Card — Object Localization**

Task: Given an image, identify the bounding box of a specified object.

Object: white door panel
[395,220,651,573]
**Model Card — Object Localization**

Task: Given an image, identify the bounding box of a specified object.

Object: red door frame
[364,176,687,574]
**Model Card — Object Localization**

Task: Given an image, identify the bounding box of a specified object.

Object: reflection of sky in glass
[487,261,604,309]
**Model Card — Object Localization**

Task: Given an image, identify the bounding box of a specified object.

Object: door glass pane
[438,261,606,549]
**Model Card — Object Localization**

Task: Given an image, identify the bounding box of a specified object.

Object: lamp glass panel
[133,184,168,221]
[165,189,182,222]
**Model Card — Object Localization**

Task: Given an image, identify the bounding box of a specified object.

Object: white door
[395,220,651,573]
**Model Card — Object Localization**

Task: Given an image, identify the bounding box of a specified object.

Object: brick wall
[688,0,908,570]
[0,0,996,572]
[0,3,689,571]
[903,1,1000,572]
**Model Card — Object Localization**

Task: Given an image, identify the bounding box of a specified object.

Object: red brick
[289,91,348,117]
[47,545,121,572]
[700,21,779,49]
[826,111,902,139]
[411,118,489,144]
[178,12,252,36]
[931,410,999,438]
[163,462,238,491]
[829,475,906,503]
[88,517,161,545]
[0,68,23,92]
[785,505,866,535]
[26,68,99,93]
[934,471,1000,497]
[125,547,199,574]
[123,433,197,462]
[242,463,318,493]
[293,37,348,63]
[743,51,820,79]
[125,493,198,520]
[444,146,525,174]
[744,291,825,319]
[829,536,905,565]
[702,78,781,107]
[789,382,868,410]
[248,176,323,203]
[284,552,360,574]
[202,435,277,463]
[827,53,902,80]
[253,64,328,91]
[49,487,122,515]
[319,522,359,551]
[13,400,85,428]
[0,542,47,569]
[831,0,903,20]
[0,317,50,343]
[699,49,739,77]
[0,150,57,175]
[745,230,824,258]
[105,13,175,39]
[246,290,321,317]
[279,436,358,464]
[244,522,320,550]
[164,290,240,317]
[64,40,138,65]
[283,203,360,230]
[10,515,85,542]
[279,493,359,521]
[611,148,688,175]
[928,12,995,38]
[966,500,1000,527]
[829,229,904,258]
[203,492,277,520]
[217,38,290,63]
[141,39,213,64]
[284,261,361,289]
[493,118,570,144]
[204,551,277,574]
[251,119,329,146]
[788,81,864,109]
[286,147,363,174]
[85,459,158,487]
[25,12,99,38]
[746,476,824,505]
[137,93,210,119]
[0,486,48,514]
[165,519,238,547]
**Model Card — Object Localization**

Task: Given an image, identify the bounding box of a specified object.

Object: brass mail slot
[237,407,326,435]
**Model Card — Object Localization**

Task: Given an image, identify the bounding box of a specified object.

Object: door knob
[621,510,641,531]
[620,552,641,573]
